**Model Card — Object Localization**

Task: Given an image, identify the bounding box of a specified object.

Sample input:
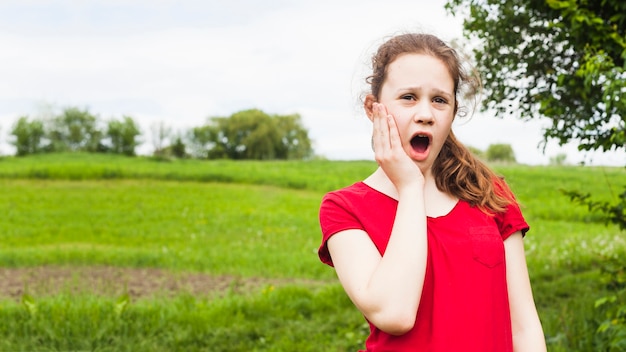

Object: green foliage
[445,0,626,154]
[592,256,626,351]
[594,293,626,351]
[150,120,172,158]
[169,135,187,159]
[190,109,313,160]
[485,143,516,162]
[563,186,626,231]
[104,116,141,156]
[9,108,144,157]
[10,116,46,156]
[466,145,485,159]
[549,153,568,166]
[47,107,102,152]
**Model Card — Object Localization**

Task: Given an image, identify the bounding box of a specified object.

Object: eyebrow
[397,86,454,100]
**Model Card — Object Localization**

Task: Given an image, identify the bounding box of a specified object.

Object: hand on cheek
[372,103,424,190]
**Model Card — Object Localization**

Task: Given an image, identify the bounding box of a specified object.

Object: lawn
[0,153,624,351]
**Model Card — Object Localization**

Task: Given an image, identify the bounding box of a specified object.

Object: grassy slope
[0,153,624,351]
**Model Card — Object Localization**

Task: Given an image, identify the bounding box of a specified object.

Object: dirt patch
[0,266,326,301]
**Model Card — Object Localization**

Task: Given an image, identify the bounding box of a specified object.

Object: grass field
[0,153,624,351]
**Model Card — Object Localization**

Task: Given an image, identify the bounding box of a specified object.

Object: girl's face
[370,53,456,173]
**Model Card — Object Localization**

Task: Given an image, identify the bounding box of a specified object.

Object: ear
[364,94,376,121]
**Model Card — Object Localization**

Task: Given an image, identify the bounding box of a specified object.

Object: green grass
[0,179,329,279]
[0,153,624,351]
[0,285,367,352]
[0,153,376,192]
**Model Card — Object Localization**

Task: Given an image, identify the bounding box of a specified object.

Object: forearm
[513,325,546,352]
[360,187,428,332]
[505,233,547,351]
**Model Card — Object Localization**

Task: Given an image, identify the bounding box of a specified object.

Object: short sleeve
[493,181,529,240]
[318,192,364,267]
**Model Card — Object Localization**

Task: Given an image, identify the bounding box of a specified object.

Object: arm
[327,102,428,335]
[504,231,547,351]
[327,186,426,335]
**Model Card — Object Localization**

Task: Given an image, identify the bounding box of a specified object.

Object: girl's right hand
[371,103,425,193]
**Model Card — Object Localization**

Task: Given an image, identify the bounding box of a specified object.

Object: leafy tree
[169,135,187,159]
[467,145,485,159]
[446,0,625,230]
[47,107,102,152]
[105,116,141,156]
[194,109,313,160]
[189,125,219,159]
[549,153,568,166]
[446,0,625,153]
[10,116,46,156]
[485,143,516,163]
[157,133,187,159]
[274,114,314,159]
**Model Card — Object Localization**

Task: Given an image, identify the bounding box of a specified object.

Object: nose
[412,101,434,125]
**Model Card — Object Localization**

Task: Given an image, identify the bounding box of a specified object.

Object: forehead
[384,53,454,93]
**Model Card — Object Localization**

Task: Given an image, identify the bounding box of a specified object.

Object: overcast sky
[0,0,623,165]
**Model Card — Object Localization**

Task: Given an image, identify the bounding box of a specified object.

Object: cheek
[387,107,410,125]
[392,114,412,133]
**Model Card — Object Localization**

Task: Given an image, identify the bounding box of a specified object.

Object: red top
[318,182,529,352]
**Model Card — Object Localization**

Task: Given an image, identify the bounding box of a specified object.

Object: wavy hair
[366,33,513,213]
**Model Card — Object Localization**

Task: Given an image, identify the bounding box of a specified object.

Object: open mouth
[410,134,430,154]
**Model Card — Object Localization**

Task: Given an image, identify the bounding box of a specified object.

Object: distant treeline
[5,107,313,160]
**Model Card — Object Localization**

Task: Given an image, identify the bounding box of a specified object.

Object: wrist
[396,183,425,199]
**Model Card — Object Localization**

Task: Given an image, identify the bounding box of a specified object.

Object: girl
[318,33,546,351]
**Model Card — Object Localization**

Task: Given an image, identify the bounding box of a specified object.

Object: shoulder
[323,182,371,201]
[319,182,368,225]
[321,182,379,211]
[492,179,529,239]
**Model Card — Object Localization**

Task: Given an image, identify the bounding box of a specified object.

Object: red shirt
[318,182,529,352]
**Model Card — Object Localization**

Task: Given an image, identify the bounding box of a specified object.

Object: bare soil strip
[0,266,327,301]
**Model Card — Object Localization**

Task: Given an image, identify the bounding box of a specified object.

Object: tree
[194,109,313,160]
[446,0,625,229]
[486,143,516,163]
[150,121,172,157]
[169,134,187,158]
[549,153,568,165]
[274,113,314,159]
[105,116,141,156]
[446,0,625,154]
[47,107,102,152]
[467,145,485,159]
[10,116,46,156]
[189,125,220,159]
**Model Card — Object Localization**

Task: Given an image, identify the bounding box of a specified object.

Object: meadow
[0,153,624,351]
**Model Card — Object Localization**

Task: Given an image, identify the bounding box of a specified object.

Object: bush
[486,143,516,163]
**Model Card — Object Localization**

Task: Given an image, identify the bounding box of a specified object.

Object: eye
[401,94,416,101]
[433,97,448,104]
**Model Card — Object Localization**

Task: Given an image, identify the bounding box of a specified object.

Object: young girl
[318,33,546,351]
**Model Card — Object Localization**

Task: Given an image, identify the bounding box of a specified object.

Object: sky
[0,0,623,166]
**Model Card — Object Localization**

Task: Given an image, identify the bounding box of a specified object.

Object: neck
[364,167,458,217]
[364,167,437,200]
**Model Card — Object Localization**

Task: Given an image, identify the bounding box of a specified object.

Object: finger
[372,103,390,153]
[386,113,403,150]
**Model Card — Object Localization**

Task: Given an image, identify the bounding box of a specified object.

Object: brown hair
[366,33,513,213]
